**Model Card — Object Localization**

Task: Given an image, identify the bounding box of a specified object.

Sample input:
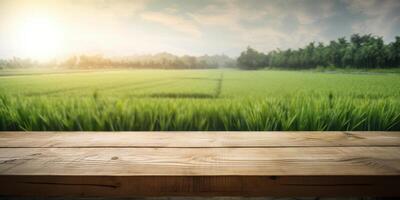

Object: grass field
[0,69,399,131]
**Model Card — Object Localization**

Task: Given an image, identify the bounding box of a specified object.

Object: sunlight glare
[14,15,63,61]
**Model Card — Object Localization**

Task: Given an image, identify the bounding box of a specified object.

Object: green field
[1,69,399,131]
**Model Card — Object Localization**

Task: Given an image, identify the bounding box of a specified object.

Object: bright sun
[14,15,63,61]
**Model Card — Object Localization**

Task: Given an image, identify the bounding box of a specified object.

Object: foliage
[0,58,39,70]
[1,69,399,131]
[238,34,400,69]
[237,47,268,70]
[0,53,236,70]
[59,53,236,69]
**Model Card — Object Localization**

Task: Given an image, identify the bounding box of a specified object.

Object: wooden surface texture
[0,132,399,197]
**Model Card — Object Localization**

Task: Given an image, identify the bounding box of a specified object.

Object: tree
[237,34,400,70]
[237,47,268,70]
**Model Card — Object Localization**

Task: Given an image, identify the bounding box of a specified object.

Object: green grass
[1,69,400,131]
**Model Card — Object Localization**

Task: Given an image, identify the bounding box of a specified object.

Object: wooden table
[0,132,399,197]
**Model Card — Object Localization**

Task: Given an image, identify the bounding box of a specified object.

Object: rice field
[0,69,400,131]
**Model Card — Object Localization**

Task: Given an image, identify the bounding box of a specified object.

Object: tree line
[0,58,40,70]
[2,34,400,70]
[60,53,235,69]
[0,53,235,70]
[238,34,400,70]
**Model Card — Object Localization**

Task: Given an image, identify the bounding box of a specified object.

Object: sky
[0,0,400,60]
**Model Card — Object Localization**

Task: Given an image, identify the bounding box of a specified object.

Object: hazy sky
[1,0,400,60]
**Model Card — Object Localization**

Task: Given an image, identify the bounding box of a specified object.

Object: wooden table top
[0,131,399,197]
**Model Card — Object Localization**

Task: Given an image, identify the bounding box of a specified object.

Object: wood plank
[1,132,399,197]
[0,132,399,148]
[1,147,399,176]
[0,175,399,197]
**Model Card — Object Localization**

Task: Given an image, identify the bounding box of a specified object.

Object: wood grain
[0,132,399,197]
[0,131,399,148]
[0,147,399,176]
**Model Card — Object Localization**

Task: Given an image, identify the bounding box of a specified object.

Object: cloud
[140,11,201,38]
[344,0,400,39]
[1,0,400,59]
[188,0,334,51]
